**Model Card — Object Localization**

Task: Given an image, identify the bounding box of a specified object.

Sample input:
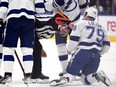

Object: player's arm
[44,0,65,12]
[100,30,110,55]
[36,12,71,31]
[35,0,45,13]
[0,0,8,28]
[78,0,88,13]
[67,22,81,54]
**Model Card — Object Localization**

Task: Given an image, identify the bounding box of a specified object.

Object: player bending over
[49,7,112,87]
[31,12,72,83]
[35,12,72,39]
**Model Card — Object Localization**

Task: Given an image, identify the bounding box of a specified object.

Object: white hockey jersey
[0,0,45,20]
[67,20,110,55]
[45,0,88,23]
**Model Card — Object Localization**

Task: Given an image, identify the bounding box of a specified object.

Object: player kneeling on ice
[49,7,112,87]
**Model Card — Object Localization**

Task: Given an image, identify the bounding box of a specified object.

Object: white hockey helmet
[83,7,98,19]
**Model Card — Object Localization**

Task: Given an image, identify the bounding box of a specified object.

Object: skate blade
[49,80,67,86]
[0,83,12,87]
[32,79,49,84]
[99,70,112,86]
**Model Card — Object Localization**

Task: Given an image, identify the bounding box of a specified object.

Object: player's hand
[41,49,47,58]
[69,23,74,29]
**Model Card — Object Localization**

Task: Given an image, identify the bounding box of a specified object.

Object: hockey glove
[48,12,71,30]
[52,0,65,8]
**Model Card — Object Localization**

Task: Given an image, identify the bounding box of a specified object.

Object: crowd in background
[46,0,115,15]
[95,0,114,15]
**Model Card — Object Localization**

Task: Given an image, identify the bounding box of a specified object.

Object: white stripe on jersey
[0,0,45,20]
[36,25,56,39]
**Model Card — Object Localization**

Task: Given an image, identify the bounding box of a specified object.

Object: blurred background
[89,0,115,15]
[45,0,115,15]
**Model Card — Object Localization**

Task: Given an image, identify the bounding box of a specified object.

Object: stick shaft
[14,50,25,74]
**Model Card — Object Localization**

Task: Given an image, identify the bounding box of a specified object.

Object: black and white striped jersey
[35,16,57,39]
[36,24,56,39]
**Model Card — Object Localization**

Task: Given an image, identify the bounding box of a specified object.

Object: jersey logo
[63,0,77,12]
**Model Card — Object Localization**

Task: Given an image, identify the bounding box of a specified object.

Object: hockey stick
[14,50,25,75]
[14,50,31,87]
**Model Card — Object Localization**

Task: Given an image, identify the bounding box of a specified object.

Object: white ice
[0,39,116,87]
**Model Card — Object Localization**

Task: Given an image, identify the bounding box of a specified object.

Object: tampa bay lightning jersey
[45,0,88,22]
[0,0,45,20]
[67,20,110,53]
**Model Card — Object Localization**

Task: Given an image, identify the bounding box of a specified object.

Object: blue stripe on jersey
[78,42,102,47]
[4,55,14,61]
[23,55,33,61]
[70,36,80,42]
[35,3,45,8]
[7,8,35,16]
[0,2,8,7]
[72,13,81,22]
[79,2,88,9]
[102,41,110,46]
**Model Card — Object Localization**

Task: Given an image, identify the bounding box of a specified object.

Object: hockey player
[49,7,112,86]
[32,12,71,83]
[0,0,45,84]
[45,0,88,76]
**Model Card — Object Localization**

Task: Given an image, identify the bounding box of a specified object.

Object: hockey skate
[59,71,66,77]
[0,75,3,80]
[0,75,12,84]
[32,74,49,84]
[23,73,32,84]
[95,70,112,86]
[49,77,69,86]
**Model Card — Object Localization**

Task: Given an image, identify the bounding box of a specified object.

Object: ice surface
[0,40,116,87]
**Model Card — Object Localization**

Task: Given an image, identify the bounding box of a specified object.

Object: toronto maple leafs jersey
[67,20,110,54]
[0,0,45,20]
[45,0,88,23]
